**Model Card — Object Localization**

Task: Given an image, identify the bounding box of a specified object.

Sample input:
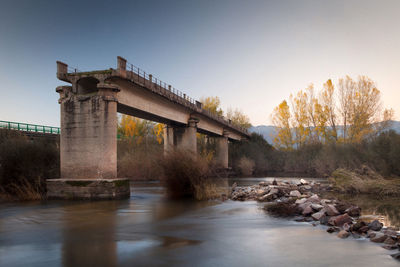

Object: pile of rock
[230,179,324,202]
[230,179,400,261]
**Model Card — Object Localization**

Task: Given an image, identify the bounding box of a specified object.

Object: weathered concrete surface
[46,178,130,200]
[215,132,229,168]
[57,83,118,179]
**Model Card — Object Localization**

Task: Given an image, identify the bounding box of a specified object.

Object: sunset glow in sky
[0,0,399,126]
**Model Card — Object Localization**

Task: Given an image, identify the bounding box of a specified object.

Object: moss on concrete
[113,179,130,187]
[67,69,112,76]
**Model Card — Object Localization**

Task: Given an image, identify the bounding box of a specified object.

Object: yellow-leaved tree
[200,96,224,117]
[226,108,252,129]
[271,100,293,150]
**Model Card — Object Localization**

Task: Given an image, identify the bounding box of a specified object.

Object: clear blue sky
[1,0,399,126]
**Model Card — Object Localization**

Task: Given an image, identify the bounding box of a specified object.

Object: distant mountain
[250,120,400,144]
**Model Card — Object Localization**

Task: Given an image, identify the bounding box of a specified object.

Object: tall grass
[160,150,225,200]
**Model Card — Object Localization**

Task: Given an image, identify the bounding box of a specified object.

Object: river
[0,178,398,267]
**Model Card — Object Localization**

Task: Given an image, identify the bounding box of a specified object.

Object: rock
[383,229,398,238]
[311,204,324,211]
[345,206,361,217]
[320,199,332,205]
[351,221,367,232]
[391,252,400,261]
[320,216,330,225]
[352,233,361,239]
[336,202,353,214]
[367,230,378,239]
[368,220,383,231]
[258,192,277,202]
[370,233,388,243]
[308,194,320,203]
[327,227,339,233]
[325,204,340,216]
[303,185,312,190]
[300,178,308,185]
[382,245,398,250]
[259,181,268,186]
[302,205,314,216]
[384,237,397,245]
[311,211,326,221]
[231,182,237,191]
[359,226,370,233]
[337,230,350,239]
[289,190,301,197]
[272,179,278,185]
[332,214,353,227]
[295,198,307,204]
[343,223,351,231]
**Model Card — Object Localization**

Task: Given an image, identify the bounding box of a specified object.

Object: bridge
[0,120,60,140]
[47,56,250,199]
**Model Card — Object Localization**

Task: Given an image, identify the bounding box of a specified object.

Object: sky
[0,0,399,127]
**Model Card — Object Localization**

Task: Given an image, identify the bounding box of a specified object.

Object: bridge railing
[121,60,249,135]
[0,120,60,135]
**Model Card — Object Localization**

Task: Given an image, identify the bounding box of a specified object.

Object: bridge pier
[163,124,175,155]
[47,75,130,200]
[174,118,198,155]
[215,131,229,169]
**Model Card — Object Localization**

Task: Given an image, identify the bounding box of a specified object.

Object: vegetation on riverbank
[160,150,227,200]
[0,129,59,201]
[329,166,400,196]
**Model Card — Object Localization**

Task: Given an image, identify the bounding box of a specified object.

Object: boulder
[327,227,340,233]
[295,198,307,204]
[367,230,378,239]
[335,202,352,214]
[325,204,340,216]
[302,205,314,216]
[303,185,312,190]
[311,211,326,221]
[351,221,367,232]
[359,226,370,233]
[320,199,332,205]
[368,220,383,231]
[391,252,400,261]
[311,204,324,211]
[383,229,398,238]
[370,233,388,243]
[320,216,330,225]
[272,179,278,185]
[258,192,277,202]
[300,178,308,185]
[289,190,301,197]
[332,214,353,226]
[382,245,398,250]
[308,194,320,203]
[337,230,350,239]
[384,237,397,245]
[343,223,351,231]
[345,206,361,217]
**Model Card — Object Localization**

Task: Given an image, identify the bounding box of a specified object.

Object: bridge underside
[47,57,249,200]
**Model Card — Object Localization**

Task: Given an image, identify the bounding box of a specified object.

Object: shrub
[237,156,255,176]
[0,130,59,200]
[160,150,223,200]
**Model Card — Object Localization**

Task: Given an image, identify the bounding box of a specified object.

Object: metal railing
[122,60,249,135]
[0,120,60,134]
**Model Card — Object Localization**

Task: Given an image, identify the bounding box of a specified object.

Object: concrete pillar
[163,124,175,155]
[59,82,119,179]
[215,131,229,169]
[175,118,198,154]
[47,80,130,200]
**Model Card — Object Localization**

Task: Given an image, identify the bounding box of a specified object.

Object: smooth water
[0,179,398,267]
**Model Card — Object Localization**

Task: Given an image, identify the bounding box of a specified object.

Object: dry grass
[329,166,400,197]
[160,150,225,200]
[0,178,44,201]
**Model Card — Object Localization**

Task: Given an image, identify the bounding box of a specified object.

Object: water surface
[0,179,398,267]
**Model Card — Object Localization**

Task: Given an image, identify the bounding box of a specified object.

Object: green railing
[0,120,60,135]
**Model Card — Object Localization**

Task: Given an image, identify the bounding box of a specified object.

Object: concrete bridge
[47,56,250,199]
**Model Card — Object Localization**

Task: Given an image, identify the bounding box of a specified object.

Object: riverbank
[230,179,400,261]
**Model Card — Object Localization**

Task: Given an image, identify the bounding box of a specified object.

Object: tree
[290,90,310,147]
[271,100,293,150]
[226,108,252,129]
[118,115,163,145]
[200,96,223,117]
[320,79,337,141]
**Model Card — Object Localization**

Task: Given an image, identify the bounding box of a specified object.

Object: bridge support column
[47,79,130,200]
[215,131,229,169]
[175,118,198,155]
[163,125,175,155]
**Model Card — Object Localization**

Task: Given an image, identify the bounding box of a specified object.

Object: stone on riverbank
[290,190,301,197]
[370,233,388,243]
[369,220,383,231]
[337,230,350,238]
